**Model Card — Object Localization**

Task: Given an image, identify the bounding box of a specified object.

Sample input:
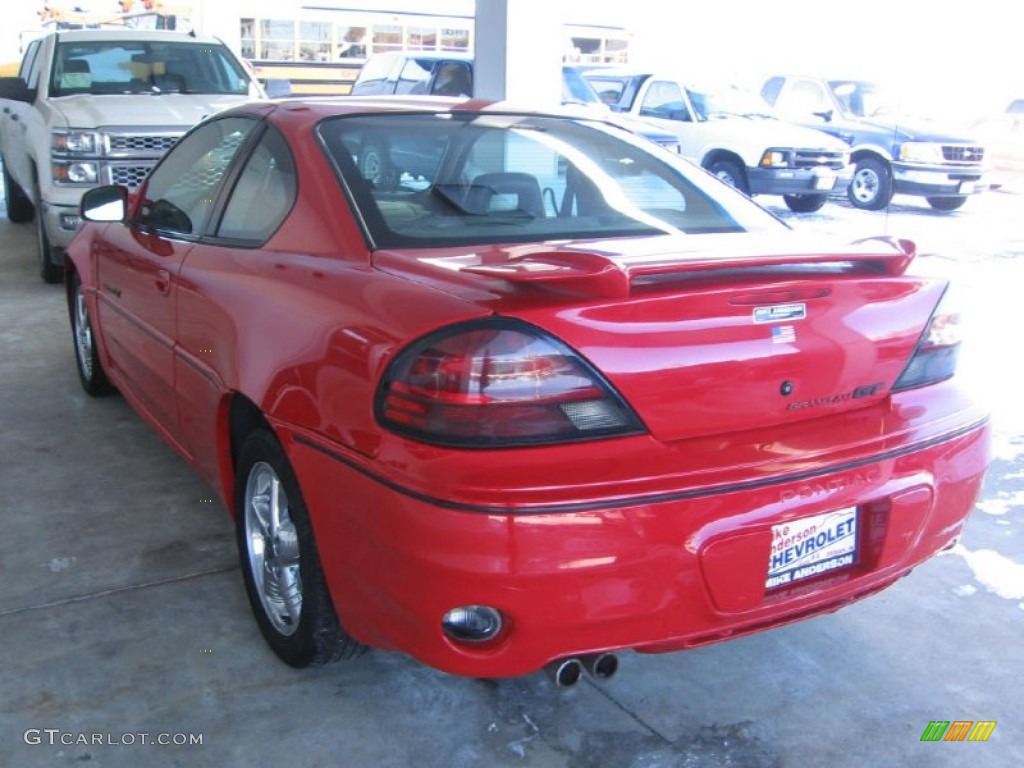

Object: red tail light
[893,285,962,392]
[376,319,645,446]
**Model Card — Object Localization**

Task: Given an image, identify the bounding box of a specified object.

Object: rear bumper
[748,166,852,197]
[286,410,990,678]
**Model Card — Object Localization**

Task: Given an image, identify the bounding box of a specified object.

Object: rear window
[352,53,397,89]
[317,112,784,249]
[50,41,251,96]
[583,74,645,111]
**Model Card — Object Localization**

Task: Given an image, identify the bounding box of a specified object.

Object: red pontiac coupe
[66,98,989,683]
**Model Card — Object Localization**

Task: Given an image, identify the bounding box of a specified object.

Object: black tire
[707,159,750,195]
[3,162,34,223]
[69,272,115,396]
[33,181,63,284]
[926,196,967,211]
[783,194,828,213]
[235,429,367,668]
[847,157,893,210]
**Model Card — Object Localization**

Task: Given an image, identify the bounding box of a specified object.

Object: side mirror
[812,109,834,122]
[81,186,128,222]
[0,77,36,103]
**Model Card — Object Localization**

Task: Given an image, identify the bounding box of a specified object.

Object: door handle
[154,269,171,295]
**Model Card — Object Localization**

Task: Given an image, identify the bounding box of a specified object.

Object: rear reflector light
[441,605,503,643]
[893,285,962,391]
[376,319,644,447]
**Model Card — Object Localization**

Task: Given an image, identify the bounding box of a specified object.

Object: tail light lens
[893,285,962,391]
[376,319,645,447]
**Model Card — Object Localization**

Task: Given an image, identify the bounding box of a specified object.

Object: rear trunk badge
[753,303,807,324]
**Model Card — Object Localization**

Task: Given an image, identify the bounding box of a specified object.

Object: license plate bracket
[766,507,858,589]
[812,170,837,190]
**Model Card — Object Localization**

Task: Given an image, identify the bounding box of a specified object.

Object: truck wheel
[707,159,750,195]
[3,163,34,223]
[926,196,967,211]
[235,429,367,668]
[847,157,893,210]
[783,194,828,213]
[33,183,63,284]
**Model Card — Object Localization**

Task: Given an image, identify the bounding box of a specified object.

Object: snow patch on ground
[45,557,76,572]
[975,490,1024,516]
[990,432,1024,464]
[952,544,1024,600]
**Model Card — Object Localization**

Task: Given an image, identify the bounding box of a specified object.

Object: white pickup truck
[580,68,853,214]
[0,29,262,282]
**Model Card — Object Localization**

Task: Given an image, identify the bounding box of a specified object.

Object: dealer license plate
[958,181,976,194]
[766,507,858,589]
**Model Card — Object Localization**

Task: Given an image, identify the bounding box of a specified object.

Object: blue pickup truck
[761,76,986,211]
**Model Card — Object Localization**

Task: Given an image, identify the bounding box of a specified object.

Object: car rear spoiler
[461,236,917,298]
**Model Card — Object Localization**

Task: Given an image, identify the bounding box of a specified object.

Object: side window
[137,117,258,237]
[639,81,689,121]
[217,127,296,242]
[760,77,783,106]
[396,58,432,94]
[20,40,42,89]
[586,77,625,107]
[430,61,472,96]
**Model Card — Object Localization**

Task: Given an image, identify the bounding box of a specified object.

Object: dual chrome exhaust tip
[545,652,619,688]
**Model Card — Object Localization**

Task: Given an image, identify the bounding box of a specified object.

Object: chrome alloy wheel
[850,165,881,205]
[244,461,302,636]
[74,286,95,381]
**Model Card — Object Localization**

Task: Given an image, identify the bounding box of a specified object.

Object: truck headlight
[760,149,793,167]
[53,161,100,184]
[899,142,945,163]
[52,130,102,155]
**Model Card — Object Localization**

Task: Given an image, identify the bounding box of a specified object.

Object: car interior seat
[152,73,186,92]
[465,172,545,217]
[59,58,92,91]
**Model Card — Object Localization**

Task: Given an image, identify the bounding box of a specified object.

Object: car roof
[261,96,627,122]
[50,29,226,45]
[574,66,652,78]
[364,51,473,64]
[581,67,741,92]
[769,74,881,85]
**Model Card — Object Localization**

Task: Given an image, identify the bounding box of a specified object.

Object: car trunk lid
[374,233,942,442]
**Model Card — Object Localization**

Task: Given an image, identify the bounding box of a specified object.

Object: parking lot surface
[1,190,1021,767]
